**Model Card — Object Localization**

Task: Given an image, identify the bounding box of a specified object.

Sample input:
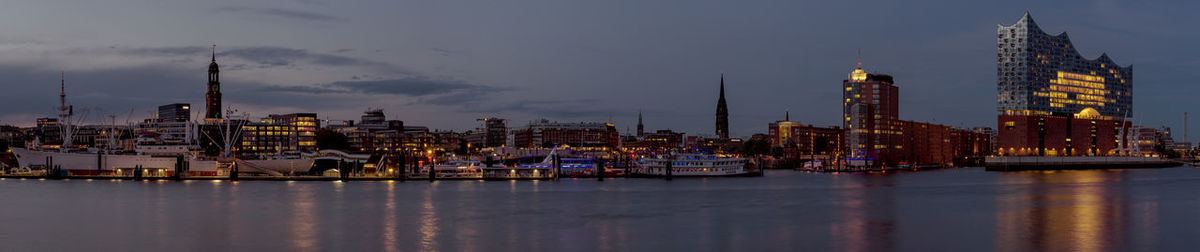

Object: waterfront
[1,167,1198,251]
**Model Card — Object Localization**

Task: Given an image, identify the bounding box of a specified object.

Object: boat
[482,165,553,180]
[632,153,751,177]
[801,160,824,171]
[418,160,485,179]
[481,150,563,180]
[503,148,614,178]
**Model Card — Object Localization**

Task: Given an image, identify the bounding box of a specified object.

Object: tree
[316,128,351,151]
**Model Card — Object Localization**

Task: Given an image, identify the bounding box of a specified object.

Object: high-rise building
[715,74,729,139]
[841,60,990,166]
[157,103,190,123]
[996,13,1134,156]
[843,63,901,165]
[205,46,222,119]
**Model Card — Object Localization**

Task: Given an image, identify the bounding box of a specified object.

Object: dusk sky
[0,0,1196,141]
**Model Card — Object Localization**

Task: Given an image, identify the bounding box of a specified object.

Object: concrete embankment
[984,156,1183,171]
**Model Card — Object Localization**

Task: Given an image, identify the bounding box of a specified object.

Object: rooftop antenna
[857,48,862,68]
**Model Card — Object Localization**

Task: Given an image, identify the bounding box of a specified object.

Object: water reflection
[419,185,439,251]
[830,173,896,252]
[383,182,397,252]
[0,168,1194,251]
[994,170,1137,252]
[289,183,318,251]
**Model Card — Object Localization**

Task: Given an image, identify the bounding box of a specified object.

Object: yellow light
[848,68,868,81]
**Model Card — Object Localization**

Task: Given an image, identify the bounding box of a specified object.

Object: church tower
[637,110,644,137]
[205,45,222,119]
[715,73,729,139]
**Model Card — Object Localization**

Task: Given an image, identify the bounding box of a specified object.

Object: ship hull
[12,148,179,176]
[11,148,311,176]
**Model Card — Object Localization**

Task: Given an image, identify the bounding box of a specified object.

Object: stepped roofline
[999,12,1132,69]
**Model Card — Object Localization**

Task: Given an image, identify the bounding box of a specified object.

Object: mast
[58,72,74,151]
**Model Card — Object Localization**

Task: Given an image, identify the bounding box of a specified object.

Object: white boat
[801,160,824,170]
[633,153,750,177]
[417,160,486,178]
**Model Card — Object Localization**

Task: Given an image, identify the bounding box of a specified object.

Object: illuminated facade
[238,121,298,157]
[997,13,1132,118]
[843,65,900,164]
[264,113,319,151]
[842,63,990,166]
[512,119,619,148]
[996,13,1135,156]
[767,120,843,158]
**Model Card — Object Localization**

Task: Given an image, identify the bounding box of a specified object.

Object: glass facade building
[997,13,1132,119]
[996,13,1135,156]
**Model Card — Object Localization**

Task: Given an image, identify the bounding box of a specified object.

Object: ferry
[632,153,750,177]
[418,160,486,179]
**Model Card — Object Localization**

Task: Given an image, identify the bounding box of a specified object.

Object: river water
[0,167,1197,251]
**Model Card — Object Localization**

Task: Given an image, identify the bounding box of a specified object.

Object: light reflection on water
[289,182,318,251]
[0,167,1197,251]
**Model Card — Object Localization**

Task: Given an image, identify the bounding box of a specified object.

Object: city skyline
[0,1,1196,140]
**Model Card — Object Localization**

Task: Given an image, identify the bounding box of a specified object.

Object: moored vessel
[632,153,751,177]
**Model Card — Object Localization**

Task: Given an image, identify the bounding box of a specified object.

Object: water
[1,167,1198,251]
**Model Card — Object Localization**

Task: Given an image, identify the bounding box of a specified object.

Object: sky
[0,0,1197,141]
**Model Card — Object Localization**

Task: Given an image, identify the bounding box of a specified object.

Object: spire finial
[857,48,862,68]
[719,73,725,97]
[212,44,216,62]
[785,109,789,122]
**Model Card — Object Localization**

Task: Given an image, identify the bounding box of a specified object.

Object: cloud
[219,46,377,67]
[330,78,498,96]
[259,77,507,97]
[215,6,346,22]
[117,46,209,57]
[463,99,616,119]
[431,48,460,57]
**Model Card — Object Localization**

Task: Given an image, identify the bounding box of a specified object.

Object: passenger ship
[419,160,486,179]
[632,153,750,177]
